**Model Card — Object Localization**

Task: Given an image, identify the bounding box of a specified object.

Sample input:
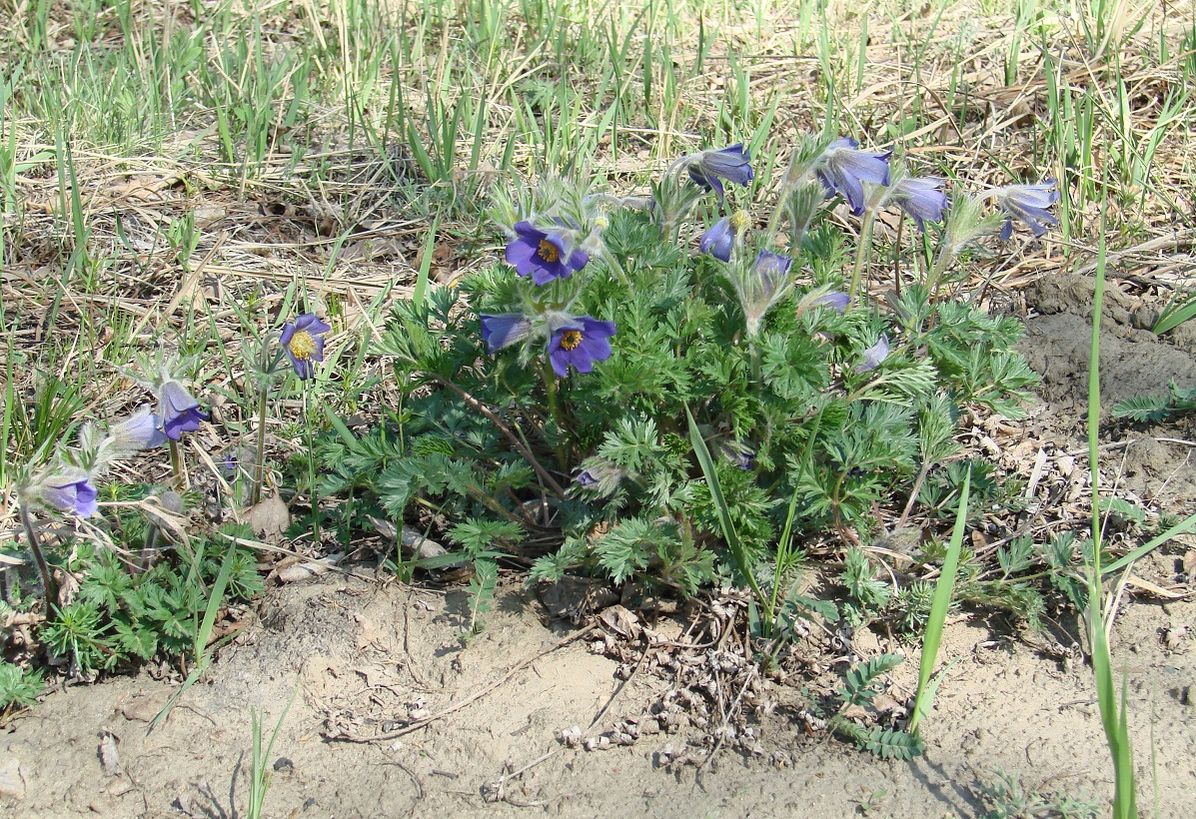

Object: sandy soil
[2,573,1194,818]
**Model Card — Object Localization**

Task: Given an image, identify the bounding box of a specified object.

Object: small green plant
[247,695,293,819]
[974,769,1099,819]
[0,661,44,713]
[1112,381,1196,423]
[827,653,924,760]
[38,523,261,677]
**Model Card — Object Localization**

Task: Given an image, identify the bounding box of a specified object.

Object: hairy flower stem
[250,384,269,507]
[541,362,570,470]
[849,207,878,303]
[19,505,56,614]
[430,375,567,497]
[893,215,904,298]
[749,340,763,386]
[303,386,320,545]
[168,441,185,491]
[926,245,954,298]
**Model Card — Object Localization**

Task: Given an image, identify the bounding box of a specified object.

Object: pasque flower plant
[362,128,1044,640]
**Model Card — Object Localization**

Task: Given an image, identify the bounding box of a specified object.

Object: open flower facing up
[547,315,616,377]
[280,313,330,380]
[38,469,98,518]
[158,380,208,440]
[687,144,754,201]
[991,180,1059,239]
[506,221,589,285]
[699,217,735,261]
[856,333,891,373]
[479,313,533,353]
[815,138,892,215]
[887,176,949,231]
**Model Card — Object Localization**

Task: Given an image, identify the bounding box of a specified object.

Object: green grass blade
[908,467,970,734]
[685,406,767,617]
[412,215,439,311]
[1087,209,1138,818]
[1101,512,1196,576]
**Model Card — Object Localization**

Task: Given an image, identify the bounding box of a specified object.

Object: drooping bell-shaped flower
[479,313,533,353]
[687,144,754,202]
[814,138,892,215]
[158,380,208,441]
[991,179,1059,240]
[856,333,891,373]
[38,469,99,518]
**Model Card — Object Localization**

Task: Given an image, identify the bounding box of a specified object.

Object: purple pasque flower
[734,250,794,338]
[888,176,949,231]
[720,440,756,471]
[687,144,754,201]
[41,471,98,518]
[814,291,851,313]
[280,313,330,380]
[479,313,533,353]
[699,217,735,261]
[157,380,208,441]
[815,138,892,215]
[110,406,168,453]
[754,249,792,281]
[547,315,616,377]
[505,221,589,285]
[576,470,599,487]
[992,179,1059,240]
[856,333,891,373]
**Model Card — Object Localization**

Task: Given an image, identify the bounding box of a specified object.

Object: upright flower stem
[541,362,570,469]
[19,505,56,614]
[250,383,269,507]
[849,207,878,303]
[303,384,320,545]
[168,441,185,491]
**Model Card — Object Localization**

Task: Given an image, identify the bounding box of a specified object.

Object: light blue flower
[993,179,1059,240]
[815,138,892,215]
[856,333,890,373]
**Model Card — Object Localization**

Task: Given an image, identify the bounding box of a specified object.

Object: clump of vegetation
[325,135,1044,645]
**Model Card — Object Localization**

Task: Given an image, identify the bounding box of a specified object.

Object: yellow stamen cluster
[288,330,317,361]
[537,239,560,263]
[729,210,752,233]
[559,329,583,351]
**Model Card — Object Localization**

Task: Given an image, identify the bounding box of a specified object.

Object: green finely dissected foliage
[38,519,262,677]
[320,148,1040,636]
[0,660,44,712]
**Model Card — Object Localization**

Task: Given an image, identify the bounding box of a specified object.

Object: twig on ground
[325,623,597,743]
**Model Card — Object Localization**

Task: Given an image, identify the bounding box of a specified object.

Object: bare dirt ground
[3,573,1194,818]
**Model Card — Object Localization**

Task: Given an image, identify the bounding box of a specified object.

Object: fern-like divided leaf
[839,652,904,708]
[858,726,925,760]
[1112,393,1174,423]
